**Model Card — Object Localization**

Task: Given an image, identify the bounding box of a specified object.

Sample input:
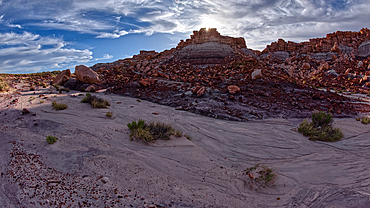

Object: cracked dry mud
[1,85,370,207]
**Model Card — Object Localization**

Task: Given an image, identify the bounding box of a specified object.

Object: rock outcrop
[174,28,252,66]
[52,69,71,86]
[75,65,100,84]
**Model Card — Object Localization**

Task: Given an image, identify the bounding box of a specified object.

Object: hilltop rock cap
[75,65,100,84]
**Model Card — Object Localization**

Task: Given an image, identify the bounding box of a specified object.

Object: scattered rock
[251,69,262,80]
[101,177,109,184]
[22,108,30,115]
[85,85,96,92]
[302,63,311,70]
[228,85,240,94]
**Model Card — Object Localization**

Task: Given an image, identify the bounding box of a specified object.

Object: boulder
[251,69,262,80]
[52,69,71,86]
[228,85,240,94]
[75,65,100,84]
[63,78,77,90]
[358,41,370,57]
[325,69,338,77]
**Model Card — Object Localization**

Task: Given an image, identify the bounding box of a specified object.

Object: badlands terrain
[1,28,370,207]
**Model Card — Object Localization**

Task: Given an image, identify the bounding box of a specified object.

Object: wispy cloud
[0,32,92,73]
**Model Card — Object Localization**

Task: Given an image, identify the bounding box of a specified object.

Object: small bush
[127,119,180,142]
[362,117,370,124]
[106,112,112,117]
[245,164,276,188]
[40,100,44,103]
[52,101,68,110]
[298,111,343,142]
[356,117,361,121]
[30,87,35,91]
[81,94,110,108]
[46,135,58,144]
[53,85,60,90]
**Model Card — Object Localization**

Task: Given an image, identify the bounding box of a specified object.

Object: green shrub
[46,135,58,144]
[356,117,361,121]
[106,112,112,117]
[29,87,35,91]
[127,120,180,142]
[298,111,343,142]
[53,85,60,90]
[81,95,110,108]
[362,117,370,124]
[52,101,68,110]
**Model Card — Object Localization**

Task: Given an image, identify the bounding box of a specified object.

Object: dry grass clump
[127,119,182,142]
[298,111,343,142]
[52,101,68,111]
[244,164,276,188]
[81,94,110,108]
[362,117,370,124]
[46,135,58,144]
[0,78,9,92]
[106,112,112,117]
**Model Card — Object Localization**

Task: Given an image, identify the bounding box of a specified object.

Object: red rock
[52,69,71,86]
[302,63,311,70]
[22,108,30,114]
[75,65,100,84]
[228,85,240,94]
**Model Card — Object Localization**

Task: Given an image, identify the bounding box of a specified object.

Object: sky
[0,0,369,74]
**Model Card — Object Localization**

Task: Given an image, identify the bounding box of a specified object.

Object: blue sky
[0,0,369,73]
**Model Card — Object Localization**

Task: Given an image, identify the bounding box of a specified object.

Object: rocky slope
[80,28,370,120]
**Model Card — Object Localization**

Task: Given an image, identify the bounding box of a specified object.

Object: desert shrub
[46,135,58,144]
[127,119,180,142]
[52,101,68,110]
[362,117,370,124]
[29,87,35,91]
[106,112,112,117]
[245,164,276,188]
[298,111,343,142]
[0,78,9,92]
[81,94,110,108]
[356,117,361,121]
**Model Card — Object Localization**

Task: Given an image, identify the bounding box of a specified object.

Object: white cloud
[0,32,92,73]
[95,54,113,61]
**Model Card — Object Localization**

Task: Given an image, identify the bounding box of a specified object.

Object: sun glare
[200,15,223,29]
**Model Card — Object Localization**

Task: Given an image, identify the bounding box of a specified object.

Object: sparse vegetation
[298,111,343,142]
[29,87,35,91]
[46,135,58,144]
[106,112,112,117]
[356,117,361,121]
[184,135,191,140]
[40,100,44,103]
[81,94,110,108]
[52,101,68,111]
[53,85,60,90]
[361,117,370,124]
[245,164,276,188]
[127,119,182,142]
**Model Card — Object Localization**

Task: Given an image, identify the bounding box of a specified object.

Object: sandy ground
[1,84,370,207]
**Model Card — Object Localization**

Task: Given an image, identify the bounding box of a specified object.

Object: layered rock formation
[174,28,253,66]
